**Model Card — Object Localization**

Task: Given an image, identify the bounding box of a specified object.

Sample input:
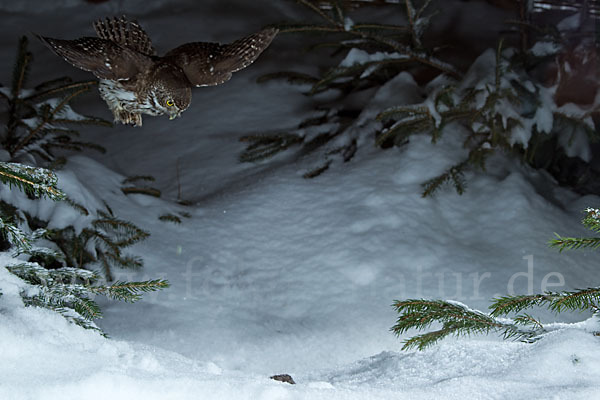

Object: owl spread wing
[94,16,157,56]
[163,28,278,87]
[37,35,152,81]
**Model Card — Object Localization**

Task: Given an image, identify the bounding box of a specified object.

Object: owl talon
[113,109,142,127]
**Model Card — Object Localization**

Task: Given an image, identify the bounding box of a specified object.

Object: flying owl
[37,17,278,127]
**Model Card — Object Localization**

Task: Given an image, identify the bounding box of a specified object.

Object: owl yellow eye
[166,99,174,107]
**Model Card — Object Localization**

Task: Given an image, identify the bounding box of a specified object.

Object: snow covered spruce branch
[391,299,534,351]
[379,38,598,196]
[281,0,459,81]
[0,161,64,200]
[241,0,450,173]
[393,208,600,350]
[550,208,600,252]
[0,163,169,334]
[245,2,598,194]
[51,208,150,282]
[7,262,168,333]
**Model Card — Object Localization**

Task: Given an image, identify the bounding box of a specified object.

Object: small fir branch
[11,36,32,99]
[549,234,600,252]
[375,106,434,146]
[17,245,64,262]
[51,115,112,128]
[239,133,304,162]
[71,295,103,320]
[297,0,341,27]
[32,76,74,93]
[0,200,22,225]
[90,279,170,302]
[550,288,600,313]
[23,80,97,102]
[391,299,527,350]
[513,313,544,331]
[21,292,104,332]
[583,208,600,230]
[393,207,600,351]
[102,251,144,271]
[0,218,34,253]
[491,288,600,316]
[272,23,343,34]
[65,198,89,216]
[352,23,409,32]
[96,249,114,282]
[490,294,552,317]
[121,186,162,198]
[0,161,65,200]
[421,161,467,197]
[7,261,169,334]
[122,175,156,185]
[303,160,332,178]
[278,1,459,78]
[10,87,91,155]
[552,112,599,143]
[159,214,182,224]
[43,139,107,155]
[298,113,330,128]
[92,213,150,248]
[50,209,150,281]
[404,0,434,48]
[257,71,320,85]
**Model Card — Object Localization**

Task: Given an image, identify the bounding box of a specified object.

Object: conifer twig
[11,87,90,155]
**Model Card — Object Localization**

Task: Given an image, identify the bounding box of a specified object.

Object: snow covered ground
[1,1,600,399]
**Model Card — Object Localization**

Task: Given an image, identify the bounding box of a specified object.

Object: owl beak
[169,111,181,120]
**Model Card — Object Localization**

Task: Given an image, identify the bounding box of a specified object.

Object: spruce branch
[297,0,340,27]
[0,161,65,200]
[513,313,544,331]
[11,36,31,99]
[491,288,600,316]
[90,279,170,302]
[11,87,90,155]
[239,133,303,162]
[583,208,600,231]
[7,261,169,334]
[421,161,467,197]
[22,80,97,102]
[550,288,600,313]
[159,214,182,224]
[490,294,551,317]
[122,175,156,185]
[121,187,162,197]
[549,234,600,252]
[391,299,527,350]
[404,0,434,48]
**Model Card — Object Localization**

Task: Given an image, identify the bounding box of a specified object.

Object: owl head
[151,64,192,120]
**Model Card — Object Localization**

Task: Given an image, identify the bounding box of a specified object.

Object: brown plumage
[37,16,278,126]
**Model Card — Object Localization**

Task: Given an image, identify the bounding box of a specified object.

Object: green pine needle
[0,162,65,200]
[92,279,170,302]
[391,299,527,350]
[549,234,600,252]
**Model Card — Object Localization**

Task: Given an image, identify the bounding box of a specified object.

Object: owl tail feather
[94,16,156,56]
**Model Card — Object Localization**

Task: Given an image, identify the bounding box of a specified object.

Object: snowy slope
[1,1,600,399]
